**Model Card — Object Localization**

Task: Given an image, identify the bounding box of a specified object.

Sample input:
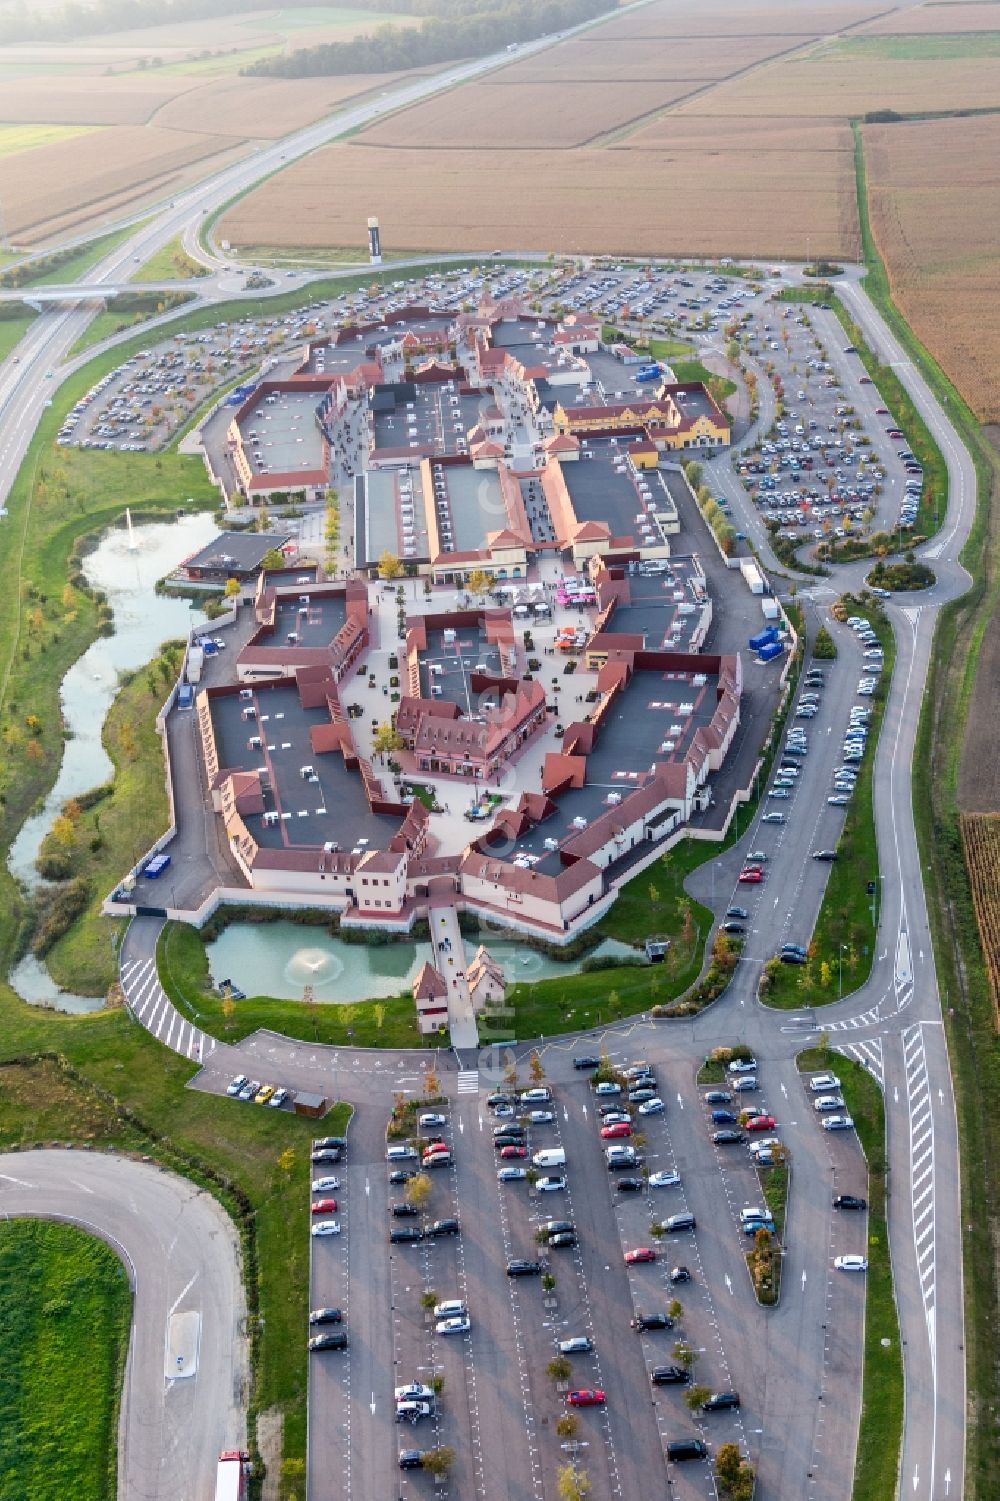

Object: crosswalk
[902,1024,937,1349]
[456,1070,479,1095]
[834,1036,884,1089]
[120,956,215,1064]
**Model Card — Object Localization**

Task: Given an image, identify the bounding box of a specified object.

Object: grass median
[797,1046,901,1501]
[0,1218,132,1501]
[761,602,893,1009]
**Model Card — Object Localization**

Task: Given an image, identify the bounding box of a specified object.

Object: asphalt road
[0,1149,247,1500]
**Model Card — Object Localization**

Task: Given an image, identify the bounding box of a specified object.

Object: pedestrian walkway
[120,956,216,1064]
[457,1070,480,1094]
[430,903,479,1049]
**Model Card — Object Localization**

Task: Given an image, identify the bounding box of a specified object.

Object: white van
[532,1148,566,1169]
[386,1144,418,1162]
[520,1087,552,1104]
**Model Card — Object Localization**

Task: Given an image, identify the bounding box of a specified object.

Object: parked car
[834,1254,868,1272]
[624,1247,657,1265]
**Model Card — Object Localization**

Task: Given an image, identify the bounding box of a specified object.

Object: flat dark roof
[418,627,503,710]
[211,682,397,853]
[186,531,291,575]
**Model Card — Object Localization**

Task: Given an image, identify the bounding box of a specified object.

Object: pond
[205,921,640,1004]
[8,510,217,1012]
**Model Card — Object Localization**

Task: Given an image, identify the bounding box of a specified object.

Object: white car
[536,1176,567,1192]
[727,1058,758,1074]
[311,1221,341,1237]
[822,1114,855,1132]
[396,1383,434,1403]
[527,1109,555,1123]
[311,1177,340,1193]
[809,1073,841,1092]
[419,1112,447,1129]
[433,1299,466,1319]
[814,1094,846,1112]
[268,1087,289,1108]
[834,1254,868,1273]
[638,1098,665,1116]
[648,1171,681,1189]
[435,1316,471,1335]
[497,1166,527,1182]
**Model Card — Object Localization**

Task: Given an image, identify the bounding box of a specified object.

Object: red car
[311,1198,338,1213]
[875,407,889,415]
[738,869,763,884]
[567,1389,606,1407]
[625,1247,657,1265]
[746,1115,776,1132]
[600,1122,632,1139]
[859,376,872,384]
[500,1145,528,1159]
[887,428,903,439]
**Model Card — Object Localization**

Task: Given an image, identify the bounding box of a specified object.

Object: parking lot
[280,1034,874,1501]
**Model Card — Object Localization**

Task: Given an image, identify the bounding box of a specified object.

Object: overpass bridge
[0,279,213,307]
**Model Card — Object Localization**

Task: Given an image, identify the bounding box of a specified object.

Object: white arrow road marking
[912,1464,919,1492]
[894,1086,899,1104]
[780,1083,788,1098]
[581,1104,588,1119]
[370,1393,376,1415]
[458,1119,464,1135]
[563,1107,569,1121]
[676,1093,684,1110]
[944,1469,951,1495]
[364,1178,370,1198]
[724,1274,733,1295]
[478,1114,483,1131]
[801,1269,807,1291]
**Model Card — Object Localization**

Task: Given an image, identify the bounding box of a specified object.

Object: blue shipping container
[758,640,783,662]
[635,364,661,382]
[144,854,172,878]
[748,629,778,651]
[177,685,194,710]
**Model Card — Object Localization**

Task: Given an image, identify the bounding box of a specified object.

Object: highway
[0,1149,247,1501]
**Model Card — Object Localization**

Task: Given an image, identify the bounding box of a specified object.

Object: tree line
[0,0,368,44]
[243,0,607,78]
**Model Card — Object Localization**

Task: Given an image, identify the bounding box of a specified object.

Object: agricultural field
[864,114,1000,424]
[861,0,1000,32]
[219,138,858,258]
[959,814,1000,1019]
[495,32,804,82]
[0,5,425,245]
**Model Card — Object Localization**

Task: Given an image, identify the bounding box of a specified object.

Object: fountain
[125,507,137,551]
[284,945,346,993]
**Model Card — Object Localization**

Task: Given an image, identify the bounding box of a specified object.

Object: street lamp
[838,943,848,998]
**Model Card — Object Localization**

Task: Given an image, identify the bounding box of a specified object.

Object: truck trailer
[215,1450,248,1501]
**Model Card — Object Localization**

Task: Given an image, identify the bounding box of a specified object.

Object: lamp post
[838,943,848,998]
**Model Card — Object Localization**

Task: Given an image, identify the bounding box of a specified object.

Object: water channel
[8,511,217,1012]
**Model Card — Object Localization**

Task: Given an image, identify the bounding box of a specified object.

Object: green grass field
[0,124,97,158]
[0,311,36,362]
[68,292,195,358]
[797,1047,901,1501]
[19,224,143,289]
[130,235,210,283]
[763,604,894,1008]
[0,1218,131,1501]
[832,31,1000,61]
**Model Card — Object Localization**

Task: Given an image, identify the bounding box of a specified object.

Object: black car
[726,907,748,920]
[670,1266,691,1284]
[391,1202,419,1218]
[390,1227,424,1244]
[487,1092,514,1108]
[506,1259,542,1277]
[833,1194,868,1211]
[651,1366,691,1385]
[574,1056,600,1070]
[542,1220,575,1235]
[616,1177,645,1194]
[309,1307,343,1326]
[426,1218,460,1237]
[812,850,839,862]
[721,922,745,935]
[494,1134,525,1150]
[548,1231,577,1249]
[398,1450,424,1470]
[631,1312,674,1331]
[493,1124,525,1139]
[314,1136,347,1151]
[780,951,807,965]
[388,1168,416,1184]
[713,1129,745,1144]
[311,1148,341,1164]
[309,1331,348,1351]
[702,1391,741,1412]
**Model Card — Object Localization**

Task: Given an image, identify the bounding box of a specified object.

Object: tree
[466,568,492,598]
[420,1447,455,1478]
[555,1413,578,1440]
[50,815,76,848]
[260,548,285,571]
[556,1464,590,1501]
[371,721,404,761]
[529,1050,545,1083]
[224,577,241,598]
[404,1173,432,1209]
[547,1355,571,1382]
[684,1383,713,1411]
[378,549,403,580]
[668,1298,684,1322]
[672,1340,697,1369]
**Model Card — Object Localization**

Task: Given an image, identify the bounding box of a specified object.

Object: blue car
[711,1109,738,1124]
